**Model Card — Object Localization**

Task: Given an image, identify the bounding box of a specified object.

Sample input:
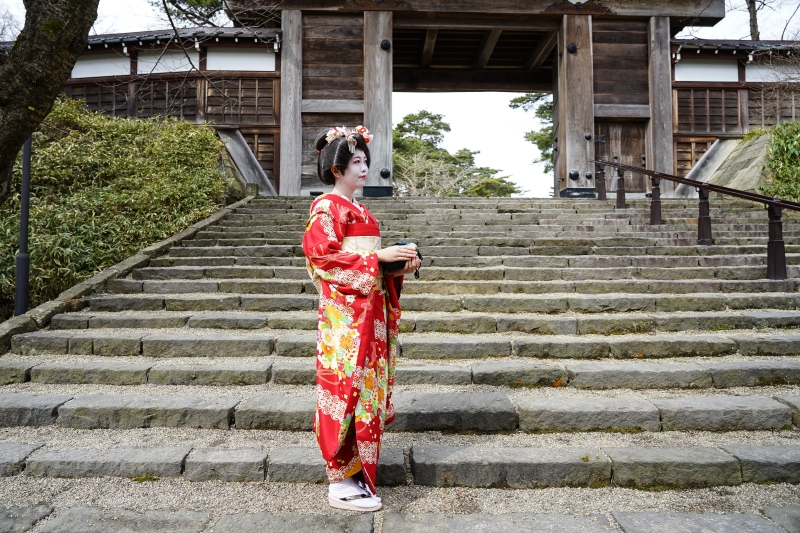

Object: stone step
[3,441,798,491]
[0,391,796,433]
[50,310,800,336]
[130,264,800,282]
[4,357,799,389]
[12,329,800,359]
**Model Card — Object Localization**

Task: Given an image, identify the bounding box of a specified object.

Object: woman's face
[332,149,368,192]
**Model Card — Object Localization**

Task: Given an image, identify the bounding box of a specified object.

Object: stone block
[57,394,238,429]
[603,446,742,489]
[148,363,271,386]
[92,333,144,356]
[395,366,471,385]
[709,361,800,388]
[413,314,497,334]
[472,363,568,388]
[0,393,72,427]
[607,336,737,358]
[762,506,800,533]
[0,505,53,533]
[514,338,610,359]
[567,295,655,314]
[142,334,273,357]
[68,335,94,355]
[38,507,210,533]
[410,446,610,488]
[235,395,315,430]
[106,279,143,293]
[211,512,372,533]
[266,314,317,330]
[88,315,189,329]
[271,362,315,385]
[568,363,712,390]
[11,332,69,355]
[731,335,800,356]
[89,296,164,312]
[576,316,655,335]
[722,445,800,484]
[50,314,90,329]
[26,301,68,328]
[400,295,462,312]
[652,313,753,332]
[654,295,726,312]
[381,513,615,533]
[517,398,660,433]
[31,363,150,385]
[376,448,407,486]
[496,316,576,335]
[775,395,800,425]
[744,311,800,329]
[0,442,44,476]
[184,447,267,482]
[274,334,316,357]
[187,312,268,329]
[165,296,240,312]
[267,447,326,483]
[653,396,791,431]
[26,446,192,479]
[143,281,218,294]
[241,295,316,312]
[401,337,510,359]
[612,511,783,533]
[390,393,517,433]
[0,361,37,385]
[726,293,796,310]
[464,295,567,314]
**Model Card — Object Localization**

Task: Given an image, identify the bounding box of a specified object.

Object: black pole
[767,203,787,280]
[650,177,662,225]
[14,136,32,316]
[697,188,713,246]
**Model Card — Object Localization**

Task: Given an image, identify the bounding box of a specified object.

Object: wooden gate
[594,122,647,193]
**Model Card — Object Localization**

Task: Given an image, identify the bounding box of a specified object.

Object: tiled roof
[672,38,800,52]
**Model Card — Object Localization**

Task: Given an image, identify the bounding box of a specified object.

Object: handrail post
[650,176,662,225]
[697,188,713,245]
[14,136,32,316]
[615,169,626,209]
[596,166,606,201]
[767,203,787,280]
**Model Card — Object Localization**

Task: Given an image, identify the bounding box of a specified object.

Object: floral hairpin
[323,125,373,153]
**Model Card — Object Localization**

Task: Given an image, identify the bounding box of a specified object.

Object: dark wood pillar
[556,15,594,198]
[646,16,674,196]
[280,10,302,196]
[363,11,393,196]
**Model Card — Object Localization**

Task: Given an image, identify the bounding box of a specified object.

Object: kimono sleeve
[302,198,381,296]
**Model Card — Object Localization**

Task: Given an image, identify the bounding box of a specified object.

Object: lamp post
[14,136,32,316]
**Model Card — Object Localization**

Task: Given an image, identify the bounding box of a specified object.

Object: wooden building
[10,1,800,198]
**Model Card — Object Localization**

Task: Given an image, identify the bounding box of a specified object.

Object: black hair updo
[315,128,372,186]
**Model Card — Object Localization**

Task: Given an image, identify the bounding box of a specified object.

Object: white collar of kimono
[331,189,363,211]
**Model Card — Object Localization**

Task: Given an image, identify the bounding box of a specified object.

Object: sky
[4,0,800,197]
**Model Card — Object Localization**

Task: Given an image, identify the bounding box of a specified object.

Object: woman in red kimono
[302,126,419,512]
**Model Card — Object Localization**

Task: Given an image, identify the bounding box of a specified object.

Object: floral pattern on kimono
[302,192,403,494]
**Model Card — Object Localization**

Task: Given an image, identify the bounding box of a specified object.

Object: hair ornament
[324,125,373,153]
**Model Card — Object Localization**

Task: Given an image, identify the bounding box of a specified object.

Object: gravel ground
[1,476,797,533]
[1,425,798,451]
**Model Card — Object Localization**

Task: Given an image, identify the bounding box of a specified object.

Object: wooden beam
[394,68,552,92]
[279,10,302,196]
[235,0,725,20]
[421,29,438,67]
[594,104,650,118]
[474,29,502,69]
[395,19,559,31]
[526,32,557,70]
[646,16,675,195]
[302,99,364,113]
[364,11,393,190]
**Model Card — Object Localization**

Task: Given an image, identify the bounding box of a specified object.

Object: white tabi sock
[328,478,379,509]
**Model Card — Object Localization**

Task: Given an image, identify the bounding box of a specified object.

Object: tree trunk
[0,0,100,205]
[745,0,760,40]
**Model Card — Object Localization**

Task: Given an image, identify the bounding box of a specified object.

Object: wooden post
[596,167,606,201]
[646,16,674,196]
[616,168,626,209]
[697,188,713,245]
[556,15,594,198]
[363,11,393,197]
[650,177,662,225]
[767,204,787,280]
[279,10,302,196]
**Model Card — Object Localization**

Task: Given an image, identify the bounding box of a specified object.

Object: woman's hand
[394,256,421,276]
[376,244,418,264]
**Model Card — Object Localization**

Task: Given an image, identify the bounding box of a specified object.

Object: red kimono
[302,192,403,494]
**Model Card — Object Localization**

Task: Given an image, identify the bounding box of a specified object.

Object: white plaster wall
[746,62,796,82]
[206,47,276,71]
[674,59,739,82]
[137,49,199,74]
[71,53,131,78]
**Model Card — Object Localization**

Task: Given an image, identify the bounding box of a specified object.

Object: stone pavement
[2,196,800,528]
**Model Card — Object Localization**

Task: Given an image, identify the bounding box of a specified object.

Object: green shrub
[760,120,800,201]
[0,97,225,320]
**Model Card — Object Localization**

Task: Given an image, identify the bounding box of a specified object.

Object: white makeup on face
[332,149,368,201]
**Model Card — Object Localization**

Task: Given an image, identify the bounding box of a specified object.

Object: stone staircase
[1,196,800,532]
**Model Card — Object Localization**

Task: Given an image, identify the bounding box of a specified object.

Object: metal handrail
[591,159,793,281]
